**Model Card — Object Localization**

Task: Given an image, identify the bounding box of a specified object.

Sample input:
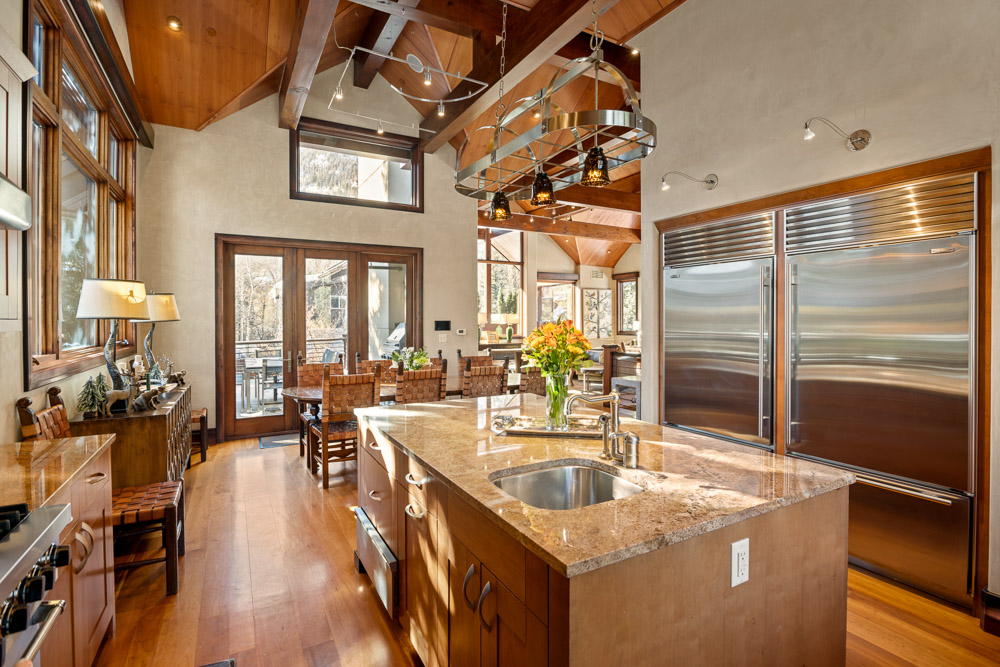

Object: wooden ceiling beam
[419,0,619,154]
[552,32,640,90]
[479,213,639,243]
[545,183,641,212]
[346,0,521,38]
[352,0,420,89]
[279,0,340,129]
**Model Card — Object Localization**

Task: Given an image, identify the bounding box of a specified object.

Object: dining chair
[395,360,448,405]
[457,349,495,369]
[260,358,284,405]
[296,360,345,459]
[519,366,545,396]
[309,368,379,489]
[461,357,506,398]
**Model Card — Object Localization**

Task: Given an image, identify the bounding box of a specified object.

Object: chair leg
[177,483,186,557]
[321,424,330,489]
[164,504,179,595]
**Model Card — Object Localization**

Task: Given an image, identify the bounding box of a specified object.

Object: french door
[217,236,422,441]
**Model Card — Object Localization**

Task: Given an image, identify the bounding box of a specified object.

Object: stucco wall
[136,67,478,430]
[635,0,1000,589]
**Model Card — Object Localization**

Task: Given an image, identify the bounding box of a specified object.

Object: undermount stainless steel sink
[493,464,644,511]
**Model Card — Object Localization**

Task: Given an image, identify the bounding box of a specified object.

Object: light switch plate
[456,328,467,335]
[731,538,749,587]
[438,333,448,343]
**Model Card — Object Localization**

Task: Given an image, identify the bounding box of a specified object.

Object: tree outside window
[477,229,523,340]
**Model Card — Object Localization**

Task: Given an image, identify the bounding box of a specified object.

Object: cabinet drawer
[82,450,111,510]
[360,447,396,555]
[361,428,396,475]
[394,448,441,517]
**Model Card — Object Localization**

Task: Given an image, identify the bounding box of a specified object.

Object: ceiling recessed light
[166,16,182,31]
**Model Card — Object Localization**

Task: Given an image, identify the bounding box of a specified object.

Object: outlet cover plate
[731,538,749,587]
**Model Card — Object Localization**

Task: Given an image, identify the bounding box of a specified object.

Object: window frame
[23,0,138,389]
[536,272,578,327]
[614,271,640,335]
[289,117,424,213]
[477,228,525,339]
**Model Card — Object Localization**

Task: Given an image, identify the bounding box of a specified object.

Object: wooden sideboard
[71,384,192,488]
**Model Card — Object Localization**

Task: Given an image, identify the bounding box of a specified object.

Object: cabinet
[398,486,442,666]
[40,446,115,667]
[71,384,192,487]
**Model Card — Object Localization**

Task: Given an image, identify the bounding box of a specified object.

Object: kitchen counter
[0,435,116,510]
[355,393,852,577]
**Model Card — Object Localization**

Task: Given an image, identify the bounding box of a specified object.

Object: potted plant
[391,346,431,371]
[521,320,593,431]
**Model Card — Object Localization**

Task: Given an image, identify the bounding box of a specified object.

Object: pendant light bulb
[488,190,511,221]
[423,69,432,86]
[803,123,816,141]
[580,147,611,187]
[437,101,445,117]
[334,86,344,101]
[530,171,556,206]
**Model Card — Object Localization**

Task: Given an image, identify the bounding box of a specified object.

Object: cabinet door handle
[477,581,493,631]
[367,489,383,502]
[405,473,428,486]
[404,503,426,519]
[462,564,477,610]
[86,472,106,484]
[368,442,381,451]
[73,533,90,574]
[80,521,95,552]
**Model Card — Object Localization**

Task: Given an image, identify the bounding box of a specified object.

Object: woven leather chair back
[396,367,447,404]
[519,366,545,396]
[459,354,494,368]
[322,369,378,420]
[462,364,505,398]
[299,362,343,387]
[356,359,390,381]
[16,387,72,441]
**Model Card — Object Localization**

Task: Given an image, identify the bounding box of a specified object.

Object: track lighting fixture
[803,117,871,151]
[630,46,639,55]
[437,101,445,117]
[423,69,432,86]
[660,171,719,191]
[377,119,384,135]
[334,86,344,101]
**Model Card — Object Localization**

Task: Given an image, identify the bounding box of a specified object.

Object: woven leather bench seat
[190,407,208,424]
[309,420,358,435]
[112,481,182,526]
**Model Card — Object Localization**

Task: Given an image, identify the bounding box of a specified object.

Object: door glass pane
[60,153,97,350]
[490,264,521,335]
[109,135,119,181]
[31,19,44,88]
[234,254,284,419]
[368,261,406,360]
[539,282,574,325]
[305,257,348,363]
[61,63,97,157]
[108,201,117,279]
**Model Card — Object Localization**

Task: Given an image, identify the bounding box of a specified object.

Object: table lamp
[76,278,147,390]
[130,293,180,376]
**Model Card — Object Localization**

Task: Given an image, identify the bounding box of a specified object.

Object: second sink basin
[494,464,644,511]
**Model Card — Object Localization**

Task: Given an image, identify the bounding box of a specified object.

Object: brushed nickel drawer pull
[477,581,493,631]
[404,504,426,519]
[86,472,106,484]
[367,490,383,502]
[73,533,90,574]
[404,473,428,486]
[368,442,382,451]
[462,564,477,610]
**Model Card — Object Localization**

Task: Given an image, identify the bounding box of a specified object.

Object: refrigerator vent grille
[785,173,976,254]
[662,212,774,267]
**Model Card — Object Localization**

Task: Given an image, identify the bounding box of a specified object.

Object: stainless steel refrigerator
[662,213,774,448]
[786,234,975,606]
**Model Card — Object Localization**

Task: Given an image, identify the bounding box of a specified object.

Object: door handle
[405,473,428,487]
[404,504,426,519]
[758,266,767,439]
[296,351,304,367]
[86,472,106,484]
[367,489,383,502]
[284,351,293,372]
[855,473,956,505]
[462,564,477,610]
[477,581,494,631]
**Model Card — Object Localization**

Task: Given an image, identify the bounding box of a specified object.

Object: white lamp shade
[75,279,148,320]
[132,292,180,323]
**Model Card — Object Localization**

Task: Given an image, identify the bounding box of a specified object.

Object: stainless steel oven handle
[18,600,65,663]
[758,265,766,439]
[855,473,955,506]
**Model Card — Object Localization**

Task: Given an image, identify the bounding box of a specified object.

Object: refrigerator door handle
[758,266,767,439]
[855,472,956,506]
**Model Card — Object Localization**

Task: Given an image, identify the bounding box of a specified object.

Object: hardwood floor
[94,439,1000,666]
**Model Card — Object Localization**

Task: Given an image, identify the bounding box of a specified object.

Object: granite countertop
[355,394,854,578]
[0,435,115,510]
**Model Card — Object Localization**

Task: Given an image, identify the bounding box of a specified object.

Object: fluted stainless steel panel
[785,173,975,253]
[663,257,772,447]
[786,236,973,492]
[663,212,774,267]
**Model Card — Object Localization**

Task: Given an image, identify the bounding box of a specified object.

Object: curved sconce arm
[660,171,718,191]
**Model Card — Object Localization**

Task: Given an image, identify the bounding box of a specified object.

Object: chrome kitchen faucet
[565,392,640,468]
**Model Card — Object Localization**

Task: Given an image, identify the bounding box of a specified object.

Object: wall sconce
[803,117,871,151]
[660,171,718,192]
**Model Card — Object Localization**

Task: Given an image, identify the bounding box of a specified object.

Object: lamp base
[105,322,124,391]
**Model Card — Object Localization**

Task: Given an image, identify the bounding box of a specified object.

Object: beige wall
[136,66,478,430]
[634,0,1000,589]
[0,0,135,442]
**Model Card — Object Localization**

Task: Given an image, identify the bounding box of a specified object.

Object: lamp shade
[75,279,147,320]
[132,292,180,323]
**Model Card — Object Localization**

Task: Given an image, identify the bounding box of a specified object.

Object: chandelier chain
[495,0,509,120]
[589,0,604,52]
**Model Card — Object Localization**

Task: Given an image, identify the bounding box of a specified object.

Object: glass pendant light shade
[580,146,610,187]
[530,171,555,206]
[489,190,512,221]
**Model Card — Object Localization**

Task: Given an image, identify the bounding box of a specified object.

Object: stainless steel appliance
[0,503,71,666]
[662,212,775,448]
[785,173,977,606]
[383,322,406,358]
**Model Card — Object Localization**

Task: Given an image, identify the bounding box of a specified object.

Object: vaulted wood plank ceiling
[124,0,690,267]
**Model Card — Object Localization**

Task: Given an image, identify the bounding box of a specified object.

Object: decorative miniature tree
[93,373,111,397]
[76,377,104,419]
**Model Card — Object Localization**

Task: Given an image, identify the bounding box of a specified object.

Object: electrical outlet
[456,328,467,335]
[731,538,749,587]
[438,333,448,343]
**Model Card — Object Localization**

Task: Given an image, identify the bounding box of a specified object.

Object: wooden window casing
[614,271,639,335]
[477,228,525,338]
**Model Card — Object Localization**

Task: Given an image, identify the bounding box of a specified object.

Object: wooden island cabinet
[355,396,854,667]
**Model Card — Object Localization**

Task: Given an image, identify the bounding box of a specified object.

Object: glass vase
[545,372,570,431]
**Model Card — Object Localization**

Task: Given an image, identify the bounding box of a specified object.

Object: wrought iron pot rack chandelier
[455,1,656,217]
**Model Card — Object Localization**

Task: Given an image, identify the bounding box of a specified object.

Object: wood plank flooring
[94,438,1000,666]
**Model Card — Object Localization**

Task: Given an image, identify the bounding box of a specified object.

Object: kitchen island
[354,394,853,667]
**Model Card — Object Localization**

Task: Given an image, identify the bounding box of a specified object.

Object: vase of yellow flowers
[521,320,593,431]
